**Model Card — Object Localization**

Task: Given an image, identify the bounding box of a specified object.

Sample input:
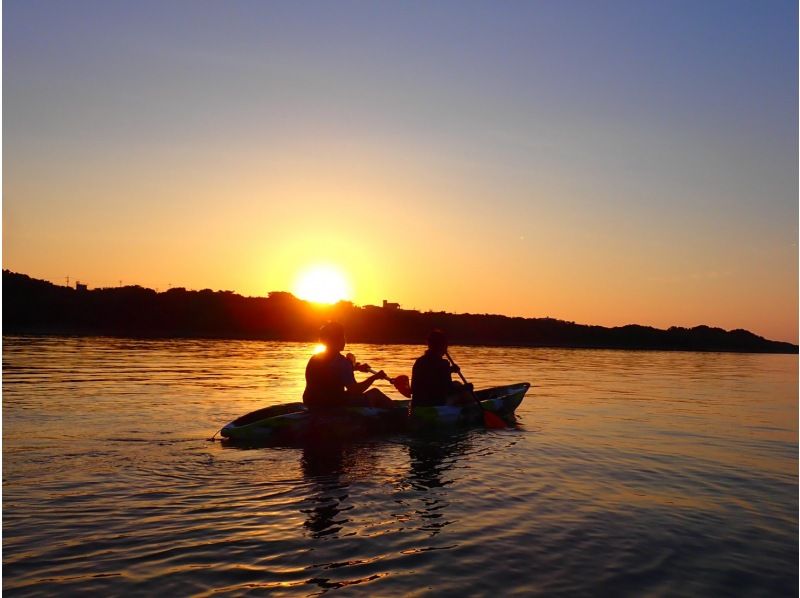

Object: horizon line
[4,268,795,347]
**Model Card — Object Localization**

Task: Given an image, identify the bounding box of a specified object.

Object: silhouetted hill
[3,270,797,353]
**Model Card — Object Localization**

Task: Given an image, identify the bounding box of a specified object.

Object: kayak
[219,382,530,443]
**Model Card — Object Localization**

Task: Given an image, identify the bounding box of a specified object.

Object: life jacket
[411,351,453,407]
[303,353,351,409]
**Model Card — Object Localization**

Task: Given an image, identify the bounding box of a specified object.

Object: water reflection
[299,442,353,539]
[5,337,796,597]
[396,431,469,545]
[296,431,472,544]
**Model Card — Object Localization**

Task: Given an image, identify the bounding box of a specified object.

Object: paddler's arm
[347,371,386,397]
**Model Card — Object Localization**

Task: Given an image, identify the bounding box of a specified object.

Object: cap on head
[427,328,448,353]
[319,321,345,348]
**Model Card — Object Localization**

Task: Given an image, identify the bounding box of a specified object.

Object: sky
[3,0,798,343]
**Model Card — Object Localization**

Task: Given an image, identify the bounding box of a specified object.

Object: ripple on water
[3,338,798,596]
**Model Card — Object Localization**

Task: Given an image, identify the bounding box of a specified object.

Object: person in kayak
[303,321,393,410]
[411,329,472,407]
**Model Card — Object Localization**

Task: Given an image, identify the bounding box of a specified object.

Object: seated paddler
[303,321,392,410]
[411,329,473,407]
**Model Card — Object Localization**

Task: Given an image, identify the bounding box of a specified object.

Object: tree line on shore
[3,270,796,353]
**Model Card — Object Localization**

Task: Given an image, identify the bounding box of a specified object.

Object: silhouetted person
[411,329,472,407]
[303,321,392,410]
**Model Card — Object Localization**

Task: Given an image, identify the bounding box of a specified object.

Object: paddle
[445,350,507,429]
[346,353,412,398]
[368,369,412,398]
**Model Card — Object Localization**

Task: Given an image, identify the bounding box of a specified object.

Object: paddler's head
[319,321,346,353]
[427,329,448,357]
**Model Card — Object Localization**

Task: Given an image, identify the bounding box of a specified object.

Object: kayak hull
[411,382,529,427]
[220,382,530,443]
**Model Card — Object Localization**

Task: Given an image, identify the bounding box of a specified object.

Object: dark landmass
[3,270,797,353]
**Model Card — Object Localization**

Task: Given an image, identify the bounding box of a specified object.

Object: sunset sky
[4,1,798,343]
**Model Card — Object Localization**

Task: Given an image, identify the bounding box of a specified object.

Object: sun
[293,265,352,304]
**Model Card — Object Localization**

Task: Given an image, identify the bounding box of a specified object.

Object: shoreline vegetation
[3,270,797,354]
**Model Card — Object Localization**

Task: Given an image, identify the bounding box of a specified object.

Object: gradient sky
[4,0,798,342]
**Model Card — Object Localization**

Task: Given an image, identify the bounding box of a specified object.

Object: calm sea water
[3,336,797,596]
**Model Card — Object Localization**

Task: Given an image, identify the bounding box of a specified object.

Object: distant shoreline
[3,330,799,356]
[4,270,797,355]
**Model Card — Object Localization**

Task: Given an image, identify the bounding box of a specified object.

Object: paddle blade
[482,408,508,429]
[392,374,412,398]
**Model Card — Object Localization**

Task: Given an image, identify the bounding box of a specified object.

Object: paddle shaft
[347,353,393,380]
[367,368,412,398]
[445,351,480,405]
[445,351,508,428]
[368,368,396,383]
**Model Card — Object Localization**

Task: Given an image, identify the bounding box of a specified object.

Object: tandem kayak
[219,382,530,443]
